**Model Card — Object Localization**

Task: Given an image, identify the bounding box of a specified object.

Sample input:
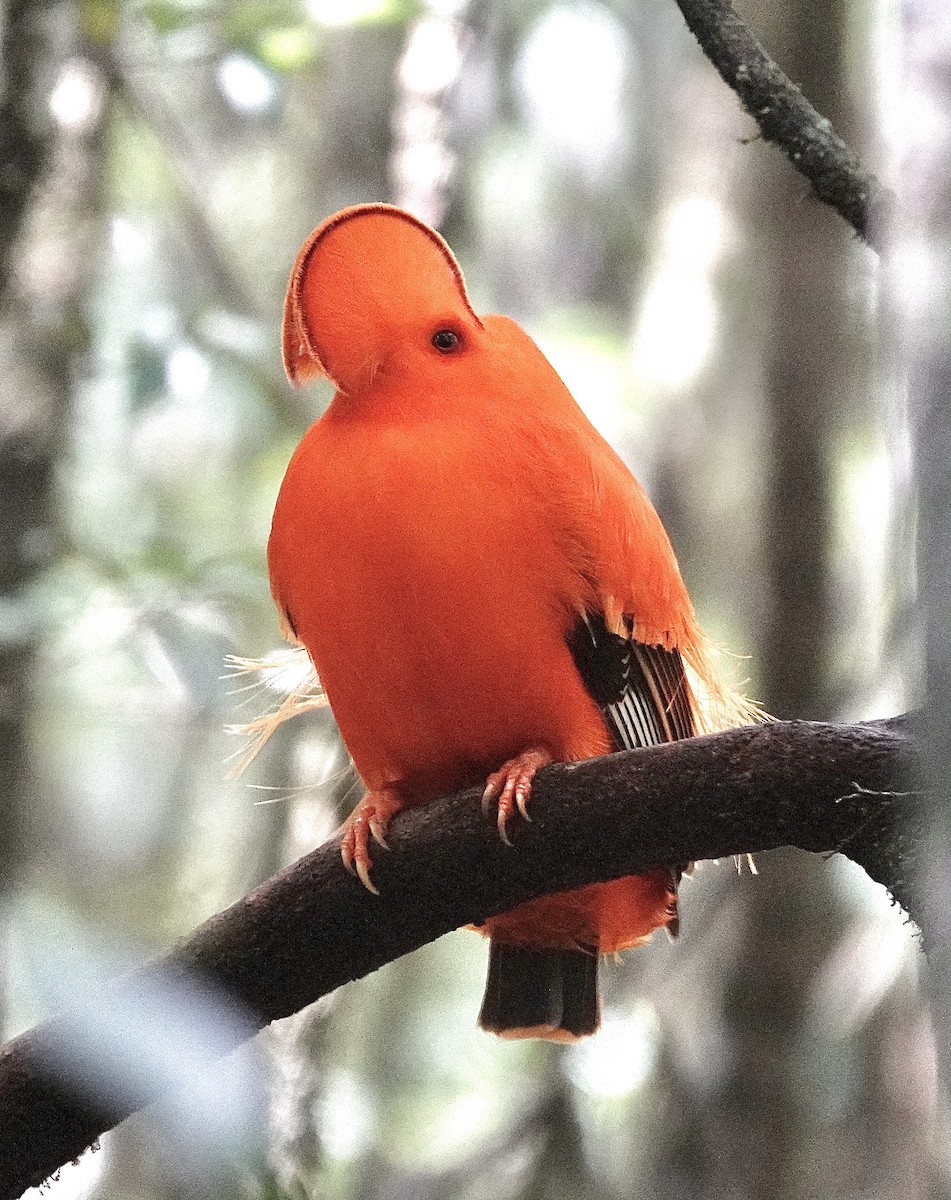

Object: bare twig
[672,0,892,248]
[0,716,916,1198]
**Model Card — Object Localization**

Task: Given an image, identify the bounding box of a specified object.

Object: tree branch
[672,0,892,249]
[0,716,917,1197]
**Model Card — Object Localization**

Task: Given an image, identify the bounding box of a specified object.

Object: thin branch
[0,716,916,1198]
[672,0,892,249]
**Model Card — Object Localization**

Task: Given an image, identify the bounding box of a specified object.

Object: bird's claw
[482,746,553,846]
[369,816,390,850]
[339,789,400,895]
[340,822,380,895]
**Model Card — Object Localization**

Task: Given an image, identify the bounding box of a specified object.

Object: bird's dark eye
[431,329,461,353]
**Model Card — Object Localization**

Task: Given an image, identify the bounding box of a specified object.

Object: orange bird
[265,203,756,1041]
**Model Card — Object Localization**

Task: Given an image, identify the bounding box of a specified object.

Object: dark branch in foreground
[0,717,917,1198]
[672,0,892,248]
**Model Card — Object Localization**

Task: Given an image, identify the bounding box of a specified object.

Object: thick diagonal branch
[0,717,917,1198]
[672,0,891,248]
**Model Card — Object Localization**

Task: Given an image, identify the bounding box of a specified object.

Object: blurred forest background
[0,0,932,1198]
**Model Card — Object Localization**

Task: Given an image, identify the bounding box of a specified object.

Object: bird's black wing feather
[567,612,697,751]
[566,611,695,938]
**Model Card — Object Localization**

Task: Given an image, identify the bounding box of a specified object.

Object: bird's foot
[482,746,553,846]
[340,788,401,894]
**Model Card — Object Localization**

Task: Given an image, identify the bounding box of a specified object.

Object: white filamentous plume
[224,645,328,777]
[682,644,769,736]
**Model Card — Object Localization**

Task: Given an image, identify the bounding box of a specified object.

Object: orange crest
[281,204,479,392]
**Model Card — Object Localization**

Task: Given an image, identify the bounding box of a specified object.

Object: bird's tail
[477,942,600,1042]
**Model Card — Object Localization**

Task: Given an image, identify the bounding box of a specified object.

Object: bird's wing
[490,325,764,734]
[567,612,698,751]
[563,430,763,736]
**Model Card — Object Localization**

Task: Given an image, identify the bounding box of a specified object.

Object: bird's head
[282,204,484,395]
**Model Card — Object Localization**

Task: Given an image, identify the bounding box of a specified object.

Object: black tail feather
[478,942,600,1041]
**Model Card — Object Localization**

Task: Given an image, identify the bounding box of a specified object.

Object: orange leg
[340,788,402,895]
[482,746,553,846]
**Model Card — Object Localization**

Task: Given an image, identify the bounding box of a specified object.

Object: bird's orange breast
[268,388,612,803]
